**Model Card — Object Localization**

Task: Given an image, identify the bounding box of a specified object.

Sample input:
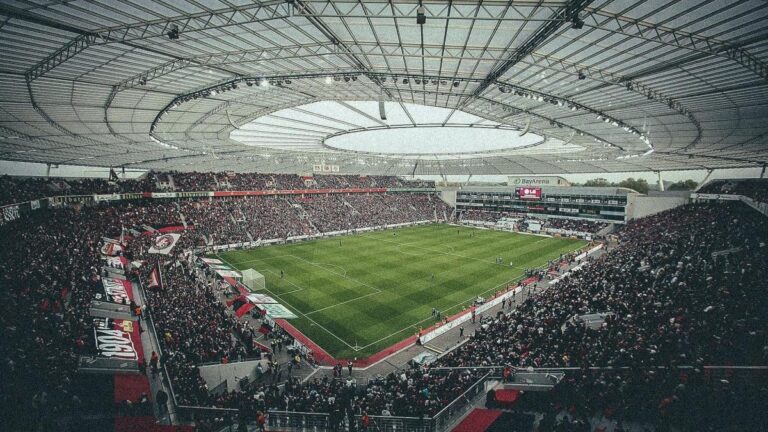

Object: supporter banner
[104,256,129,269]
[100,242,123,256]
[93,317,138,360]
[148,233,181,255]
[151,192,178,198]
[690,193,741,201]
[140,225,191,235]
[101,277,132,304]
[50,195,93,204]
[94,193,122,201]
[3,205,20,222]
[30,200,40,210]
[208,264,233,270]
[200,257,223,265]
[247,293,278,304]
[259,303,298,319]
[176,191,214,198]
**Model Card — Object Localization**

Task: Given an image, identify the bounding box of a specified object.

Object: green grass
[215,224,586,359]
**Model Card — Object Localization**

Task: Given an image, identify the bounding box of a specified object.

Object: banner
[104,256,129,269]
[3,205,20,222]
[30,200,40,210]
[199,257,223,265]
[101,277,132,304]
[93,317,138,360]
[148,233,181,255]
[147,264,163,290]
[100,242,123,256]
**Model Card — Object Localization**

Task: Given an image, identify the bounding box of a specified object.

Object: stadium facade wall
[626,194,690,219]
[198,359,269,394]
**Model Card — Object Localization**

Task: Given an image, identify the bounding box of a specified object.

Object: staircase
[167,173,176,190]
[596,223,616,237]
[288,199,320,233]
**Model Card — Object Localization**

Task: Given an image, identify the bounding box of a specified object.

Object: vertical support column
[761,164,766,178]
[656,171,665,191]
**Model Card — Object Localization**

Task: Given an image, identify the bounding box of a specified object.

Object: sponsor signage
[313,163,340,173]
[509,176,569,187]
[517,187,542,200]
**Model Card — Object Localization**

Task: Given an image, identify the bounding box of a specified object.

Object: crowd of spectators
[459,209,609,234]
[0,174,154,206]
[0,191,447,428]
[542,217,609,234]
[3,186,766,431]
[443,202,768,430]
[0,173,434,207]
[298,194,449,233]
[698,178,768,204]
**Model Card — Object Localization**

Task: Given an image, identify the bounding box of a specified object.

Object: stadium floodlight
[325,76,333,84]
[577,70,586,80]
[571,16,584,30]
[453,81,460,87]
[416,6,426,25]
[167,24,179,40]
[210,89,217,96]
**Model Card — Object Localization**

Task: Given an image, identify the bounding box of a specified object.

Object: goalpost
[242,269,266,291]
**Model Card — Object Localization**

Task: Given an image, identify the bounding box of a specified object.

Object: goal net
[242,269,266,291]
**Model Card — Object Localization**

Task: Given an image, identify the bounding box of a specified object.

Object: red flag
[148,264,163,290]
[235,303,255,318]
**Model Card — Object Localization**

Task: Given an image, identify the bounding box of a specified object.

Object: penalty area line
[214,253,358,350]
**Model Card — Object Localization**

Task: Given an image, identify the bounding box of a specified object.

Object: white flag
[148,233,181,255]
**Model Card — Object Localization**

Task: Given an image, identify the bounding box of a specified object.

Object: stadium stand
[698,178,768,204]
[2,181,766,431]
[0,172,436,207]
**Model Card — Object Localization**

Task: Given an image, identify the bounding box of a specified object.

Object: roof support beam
[20,1,289,81]
[462,0,595,107]
[583,7,768,82]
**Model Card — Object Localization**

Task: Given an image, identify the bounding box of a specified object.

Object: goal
[242,269,266,291]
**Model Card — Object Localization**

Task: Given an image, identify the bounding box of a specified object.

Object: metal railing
[266,411,330,430]
[431,372,493,432]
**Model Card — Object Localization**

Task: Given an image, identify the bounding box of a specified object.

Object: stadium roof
[0,0,767,176]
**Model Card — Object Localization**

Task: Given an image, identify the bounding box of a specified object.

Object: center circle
[324,126,543,155]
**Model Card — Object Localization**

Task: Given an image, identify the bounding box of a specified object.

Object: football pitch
[215,224,587,359]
